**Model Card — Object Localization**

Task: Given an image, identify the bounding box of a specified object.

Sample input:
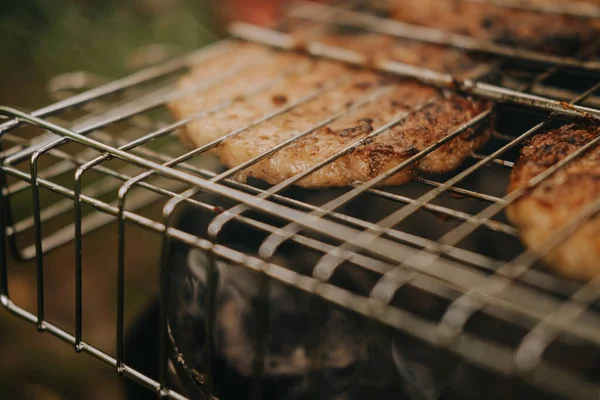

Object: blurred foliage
[0,0,224,81]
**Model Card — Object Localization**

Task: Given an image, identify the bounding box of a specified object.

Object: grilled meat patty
[307,31,487,79]
[506,124,600,280]
[385,0,600,54]
[169,42,492,188]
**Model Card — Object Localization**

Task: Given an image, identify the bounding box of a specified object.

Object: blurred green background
[0,1,224,398]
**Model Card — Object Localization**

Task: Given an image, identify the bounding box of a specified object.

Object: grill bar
[8,94,596,332]
[365,187,518,235]
[414,177,508,203]
[502,78,600,110]
[0,139,8,298]
[0,28,592,300]
[471,152,514,167]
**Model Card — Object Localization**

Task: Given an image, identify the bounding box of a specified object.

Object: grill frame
[2,1,600,399]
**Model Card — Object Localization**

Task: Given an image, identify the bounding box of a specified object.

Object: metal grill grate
[2,1,600,399]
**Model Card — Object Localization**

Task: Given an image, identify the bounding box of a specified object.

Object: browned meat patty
[301,31,487,78]
[282,13,489,78]
[169,42,492,188]
[506,124,600,280]
[385,0,600,54]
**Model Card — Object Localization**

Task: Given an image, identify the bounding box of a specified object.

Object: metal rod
[74,167,84,352]
[116,196,127,374]
[366,187,518,235]
[29,149,47,332]
[471,153,514,167]
[25,180,188,260]
[158,213,175,395]
[0,138,9,298]
[502,77,600,109]
[414,177,507,204]
[515,277,600,373]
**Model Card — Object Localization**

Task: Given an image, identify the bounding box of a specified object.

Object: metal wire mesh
[2,1,600,399]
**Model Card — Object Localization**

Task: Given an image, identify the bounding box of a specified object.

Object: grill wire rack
[2,0,600,399]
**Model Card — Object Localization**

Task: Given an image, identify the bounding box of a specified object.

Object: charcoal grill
[2,0,600,399]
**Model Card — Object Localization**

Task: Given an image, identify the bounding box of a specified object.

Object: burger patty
[506,124,600,281]
[168,42,492,188]
[304,31,486,79]
[384,0,600,54]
